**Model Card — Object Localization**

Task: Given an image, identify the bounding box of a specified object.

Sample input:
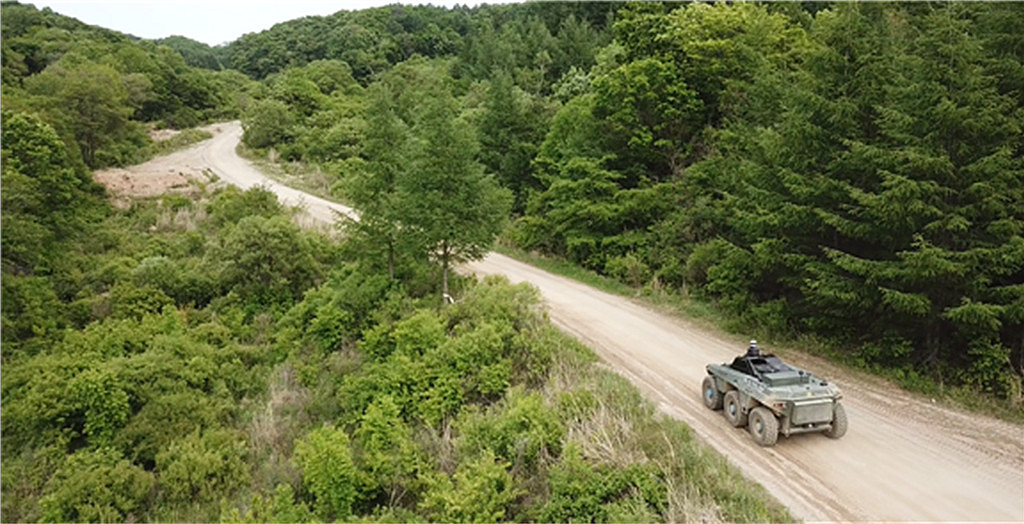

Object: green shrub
[536,445,666,523]
[439,321,512,402]
[220,483,316,524]
[156,428,250,503]
[207,186,282,227]
[0,440,68,522]
[1,351,88,451]
[109,282,175,320]
[353,395,421,508]
[605,252,651,288]
[294,425,358,520]
[392,311,447,358]
[444,275,543,333]
[456,387,564,471]
[418,449,520,523]
[114,390,229,465]
[0,275,63,343]
[39,447,155,523]
[213,215,320,305]
[70,367,131,447]
[683,239,734,291]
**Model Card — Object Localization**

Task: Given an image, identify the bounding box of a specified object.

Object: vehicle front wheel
[825,402,848,439]
[749,407,779,446]
[702,376,723,410]
[724,390,747,427]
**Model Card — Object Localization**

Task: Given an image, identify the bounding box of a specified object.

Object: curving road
[164,122,1024,522]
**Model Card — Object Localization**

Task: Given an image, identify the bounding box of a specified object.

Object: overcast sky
[31,1,520,46]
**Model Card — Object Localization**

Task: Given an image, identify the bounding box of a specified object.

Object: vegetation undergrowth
[236,143,345,205]
[146,128,214,157]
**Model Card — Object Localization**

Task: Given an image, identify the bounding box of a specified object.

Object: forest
[1,0,1022,522]
[218,1,1023,399]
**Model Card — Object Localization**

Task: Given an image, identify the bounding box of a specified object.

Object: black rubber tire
[749,406,779,446]
[825,402,848,439]
[724,390,748,427]
[702,376,723,410]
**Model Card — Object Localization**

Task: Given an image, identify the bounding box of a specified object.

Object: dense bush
[294,425,358,520]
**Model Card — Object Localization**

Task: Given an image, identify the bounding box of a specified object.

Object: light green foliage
[2,351,90,451]
[419,449,520,523]
[303,60,361,96]
[359,309,445,362]
[276,265,394,354]
[109,282,176,320]
[439,322,511,401]
[536,445,665,523]
[207,186,282,226]
[294,425,358,520]
[605,252,651,288]
[456,387,565,470]
[70,368,131,447]
[354,396,420,506]
[337,276,558,429]
[39,447,155,523]
[220,483,316,524]
[269,69,327,117]
[156,428,250,503]
[392,310,446,358]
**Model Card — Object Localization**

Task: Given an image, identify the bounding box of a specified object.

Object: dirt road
[106,122,1024,522]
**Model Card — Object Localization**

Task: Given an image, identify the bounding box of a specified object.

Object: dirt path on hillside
[96,122,1024,522]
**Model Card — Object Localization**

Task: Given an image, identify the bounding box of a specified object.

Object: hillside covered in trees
[220,1,1023,401]
[2,0,1022,522]
[1,2,794,522]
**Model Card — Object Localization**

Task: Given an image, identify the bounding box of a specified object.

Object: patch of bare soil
[94,124,226,207]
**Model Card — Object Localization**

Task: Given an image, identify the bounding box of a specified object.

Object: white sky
[30,0,521,46]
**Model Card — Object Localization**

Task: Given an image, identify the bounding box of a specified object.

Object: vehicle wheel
[702,376,723,410]
[724,391,747,427]
[825,402,847,439]
[749,407,779,446]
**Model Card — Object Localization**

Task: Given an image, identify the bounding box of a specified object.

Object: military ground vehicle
[702,341,847,446]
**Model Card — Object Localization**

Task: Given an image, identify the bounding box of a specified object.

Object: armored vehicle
[702,341,847,446]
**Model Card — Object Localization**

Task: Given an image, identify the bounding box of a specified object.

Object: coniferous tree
[400,71,512,297]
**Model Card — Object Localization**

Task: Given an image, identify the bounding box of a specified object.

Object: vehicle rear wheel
[724,390,747,427]
[702,376,723,410]
[749,407,779,446]
[825,402,847,439]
